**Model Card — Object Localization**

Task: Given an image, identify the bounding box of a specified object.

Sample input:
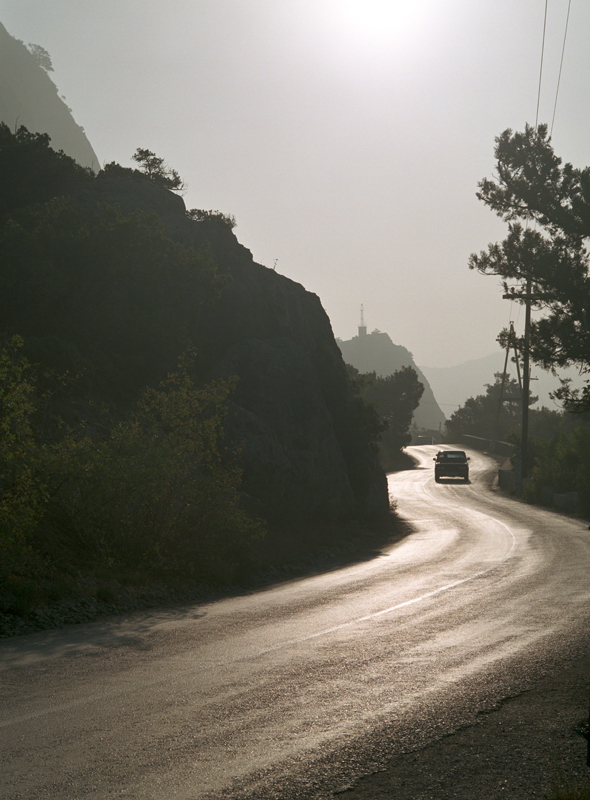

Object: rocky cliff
[60,171,390,530]
[338,330,446,431]
[0,20,389,532]
[0,23,99,169]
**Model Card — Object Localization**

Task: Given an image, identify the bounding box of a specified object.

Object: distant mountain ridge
[0,22,99,169]
[419,351,586,414]
[337,330,446,431]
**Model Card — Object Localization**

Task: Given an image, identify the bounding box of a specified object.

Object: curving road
[2,447,590,799]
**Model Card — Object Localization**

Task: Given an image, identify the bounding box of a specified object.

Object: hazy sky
[1,0,589,368]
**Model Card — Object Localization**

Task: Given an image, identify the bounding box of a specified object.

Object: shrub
[41,359,264,580]
[187,208,236,229]
[0,337,47,571]
[525,426,590,515]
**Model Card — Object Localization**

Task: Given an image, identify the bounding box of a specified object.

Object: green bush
[0,337,47,571]
[40,358,264,580]
[0,336,264,600]
[0,123,91,221]
[525,426,590,515]
[346,364,424,472]
[186,208,236,229]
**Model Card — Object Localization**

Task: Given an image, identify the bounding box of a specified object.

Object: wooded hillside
[0,125,393,625]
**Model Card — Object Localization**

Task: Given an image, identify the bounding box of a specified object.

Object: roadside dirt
[0,520,411,639]
[336,646,590,800]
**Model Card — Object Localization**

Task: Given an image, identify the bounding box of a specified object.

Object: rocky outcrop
[338,330,446,431]
[67,171,389,528]
[0,11,390,530]
[0,23,99,169]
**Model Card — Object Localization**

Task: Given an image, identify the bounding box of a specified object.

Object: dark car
[433,450,470,482]
[416,435,434,445]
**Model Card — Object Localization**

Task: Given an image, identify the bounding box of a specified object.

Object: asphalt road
[2,446,590,799]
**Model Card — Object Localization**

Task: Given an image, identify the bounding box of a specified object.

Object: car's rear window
[438,452,466,460]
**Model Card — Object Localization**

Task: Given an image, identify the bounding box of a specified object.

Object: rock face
[338,330,446,431]
[68,172,389,528]
[0,23,99,169]
[0,16,389,529]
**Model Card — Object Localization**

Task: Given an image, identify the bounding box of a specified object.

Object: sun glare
[319,0,441,61]
[341,0,422,35]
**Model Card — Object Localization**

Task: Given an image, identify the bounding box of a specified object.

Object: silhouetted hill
[0,22,99,169]
[419,352,586,415]
[0,131,390,538]
[337,331,446,431]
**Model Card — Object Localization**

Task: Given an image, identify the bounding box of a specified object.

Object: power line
[551,0,573,135]
[535,0,549,127]
[517,0,550,487]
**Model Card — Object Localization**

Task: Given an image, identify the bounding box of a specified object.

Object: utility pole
[503,279,533,488]
[493,321,521,454]
[521,278,532,483]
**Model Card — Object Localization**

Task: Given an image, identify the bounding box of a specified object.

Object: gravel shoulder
[336,638,590,800]
[0,520,412,639]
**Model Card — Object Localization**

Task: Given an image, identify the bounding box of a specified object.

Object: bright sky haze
[1,0,588,368]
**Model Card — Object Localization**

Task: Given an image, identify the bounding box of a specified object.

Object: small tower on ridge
[358,304,367,337]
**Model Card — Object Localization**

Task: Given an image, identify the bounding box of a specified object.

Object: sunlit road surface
[2,447,590,800]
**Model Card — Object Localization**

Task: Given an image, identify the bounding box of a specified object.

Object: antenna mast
[359,304,367,337]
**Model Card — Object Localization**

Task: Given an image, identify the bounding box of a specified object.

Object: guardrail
[459,434,515,458]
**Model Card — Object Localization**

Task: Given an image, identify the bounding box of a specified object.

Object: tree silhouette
[27,43,53,72]
[131,148,186,191]
[470,124,590,410]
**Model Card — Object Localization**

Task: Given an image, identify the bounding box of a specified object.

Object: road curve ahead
[2,447,590,799]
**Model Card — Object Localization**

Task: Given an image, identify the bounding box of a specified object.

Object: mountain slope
[338,330,446,431]
[0,22,99,169]
[419,351,586,414]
